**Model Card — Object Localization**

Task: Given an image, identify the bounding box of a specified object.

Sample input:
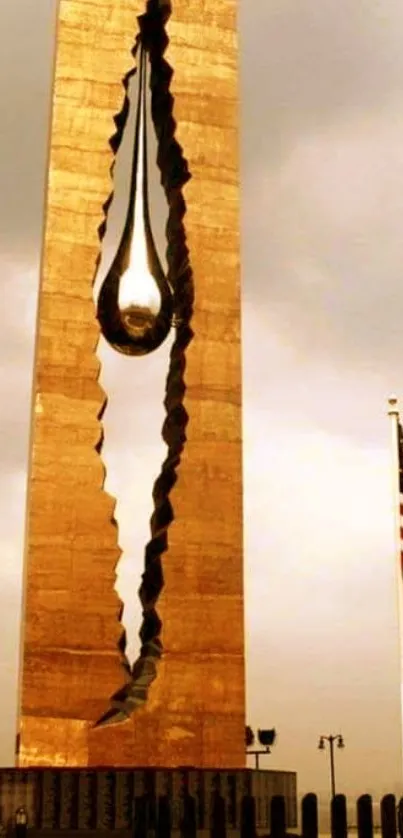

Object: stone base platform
[0,768,297,836]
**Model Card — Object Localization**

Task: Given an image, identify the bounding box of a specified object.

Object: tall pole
[388,396,403,773]
[319,735,344,798]
[329,737,336,798]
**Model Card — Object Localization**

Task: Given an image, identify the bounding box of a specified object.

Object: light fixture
[246,726,277,769]
[258,729,276,749]
[317,734,345,797]
[245,725,255,748]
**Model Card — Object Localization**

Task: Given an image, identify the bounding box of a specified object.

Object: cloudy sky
[2,0,403,803]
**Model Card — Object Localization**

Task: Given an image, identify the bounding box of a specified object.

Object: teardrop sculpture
[97,41,173,356]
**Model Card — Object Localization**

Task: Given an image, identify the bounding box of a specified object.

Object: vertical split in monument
[18,0,244,768]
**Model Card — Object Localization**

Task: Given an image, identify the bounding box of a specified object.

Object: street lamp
[246,726,277,769]
[318,734,345,798]
[15,807,28,838]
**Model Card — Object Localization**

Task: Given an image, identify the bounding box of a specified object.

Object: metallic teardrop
[97,41,173,357]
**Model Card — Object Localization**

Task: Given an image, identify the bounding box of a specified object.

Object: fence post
[181,793,196,838]
[210,790,226,838]
[357,794,373,838]
[133,794,148,838]
[271,795,287,838]
[397,797,403,838]
[302,793,318,838]
[241,794,256,838]
[331,794,347,838]
[157,795,171,838]
[381,795,397,838]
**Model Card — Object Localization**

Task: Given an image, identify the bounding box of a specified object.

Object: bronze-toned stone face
[18,0,245,770]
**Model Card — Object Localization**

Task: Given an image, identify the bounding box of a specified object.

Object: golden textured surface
[19,0,244,768]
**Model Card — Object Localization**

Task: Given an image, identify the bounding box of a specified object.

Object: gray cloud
[0,1,56,256]
[241,0,403,166]
[240,0,403,448]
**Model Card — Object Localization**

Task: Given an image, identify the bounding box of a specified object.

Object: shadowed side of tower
[18,0,244,768]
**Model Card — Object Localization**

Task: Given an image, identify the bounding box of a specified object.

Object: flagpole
[388,395,403,774]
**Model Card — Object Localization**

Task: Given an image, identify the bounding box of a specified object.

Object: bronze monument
[18,0,244,768]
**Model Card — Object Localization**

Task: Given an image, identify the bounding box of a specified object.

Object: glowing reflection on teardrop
[97,40,173,357]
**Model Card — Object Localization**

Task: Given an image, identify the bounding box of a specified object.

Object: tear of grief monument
[17,0,245,768]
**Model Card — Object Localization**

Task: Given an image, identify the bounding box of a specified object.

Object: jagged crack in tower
[18,0,244,768]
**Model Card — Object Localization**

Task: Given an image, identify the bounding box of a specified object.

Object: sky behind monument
[1,0,403,801]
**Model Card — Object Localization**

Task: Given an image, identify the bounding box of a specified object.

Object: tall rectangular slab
[18,0,244,768]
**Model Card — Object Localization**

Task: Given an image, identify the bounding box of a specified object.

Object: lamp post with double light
[318,734,345,798]
[246,726,277,769]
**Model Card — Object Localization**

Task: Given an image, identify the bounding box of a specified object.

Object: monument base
[0,767,297,836]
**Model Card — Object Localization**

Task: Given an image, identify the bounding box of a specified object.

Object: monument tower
[17,0,244,768]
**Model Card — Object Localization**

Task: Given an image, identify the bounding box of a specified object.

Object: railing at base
[3,774,403,838]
